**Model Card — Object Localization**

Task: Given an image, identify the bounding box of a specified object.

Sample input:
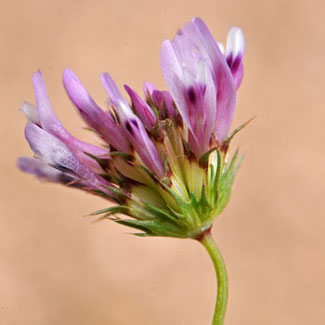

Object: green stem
[199,230,228,325]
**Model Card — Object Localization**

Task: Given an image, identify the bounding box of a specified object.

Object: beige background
[1,0,324,324]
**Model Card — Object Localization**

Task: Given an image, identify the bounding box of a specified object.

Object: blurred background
[1,0,324,324]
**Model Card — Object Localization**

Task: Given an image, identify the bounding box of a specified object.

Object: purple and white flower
[161,17,245,153]
[19,17,245,238]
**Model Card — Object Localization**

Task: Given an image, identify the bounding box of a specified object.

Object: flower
[19,17,245,239]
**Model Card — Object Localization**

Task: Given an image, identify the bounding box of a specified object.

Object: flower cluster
[19,17,245,239]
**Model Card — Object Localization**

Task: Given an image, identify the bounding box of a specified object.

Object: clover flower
[19,17,246,324]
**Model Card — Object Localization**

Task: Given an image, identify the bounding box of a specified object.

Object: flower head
[19,18,246,239]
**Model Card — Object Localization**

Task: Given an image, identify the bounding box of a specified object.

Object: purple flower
[19,17,245,238]
[161,17,245,153]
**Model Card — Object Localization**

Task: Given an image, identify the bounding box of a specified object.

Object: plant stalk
[199,230,228,325]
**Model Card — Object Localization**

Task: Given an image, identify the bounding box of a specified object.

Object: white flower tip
[196,60,208,85]
[182,67,194,88]
[118,100,134,122]
[20,101,40,124]
[226,27,245,58]
[217,42,225,55]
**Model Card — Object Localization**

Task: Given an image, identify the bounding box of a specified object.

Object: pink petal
[124,84,156,130]
[63,69,130,153]
[191,18,237,143]
[101,73,164,177]
[123,117,164,178]
[160,39,195,137]
[100,72,127,107]
[24,123,111,193]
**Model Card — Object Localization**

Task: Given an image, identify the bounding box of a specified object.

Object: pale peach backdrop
[1,0,324,324]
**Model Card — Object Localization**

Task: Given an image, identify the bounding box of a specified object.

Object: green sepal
[92,190,119,203]
[210,149,224,205]
[116,219,153,234]
[199,146,218,169]
[98,173,124,187]
[134,232,155,237]
[109,151,134,161]
[193,185,212,222]
[222,116,256,152]
[182,138,195,160]
[105,185,130,203]
[214,150,223,189]
[84,152,111,171]
[90,205,128,216]
[215,150,243,215]
[116,219,187,238]
[161,185,193,219]
[159,180,212,233]
[162,154,170,174]
[134,163,158,183]
[142,201,187,226]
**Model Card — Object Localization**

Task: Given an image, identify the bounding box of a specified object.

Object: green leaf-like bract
[92,148,243,239]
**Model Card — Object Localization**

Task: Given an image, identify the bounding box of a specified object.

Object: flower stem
[199,230,228,325]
